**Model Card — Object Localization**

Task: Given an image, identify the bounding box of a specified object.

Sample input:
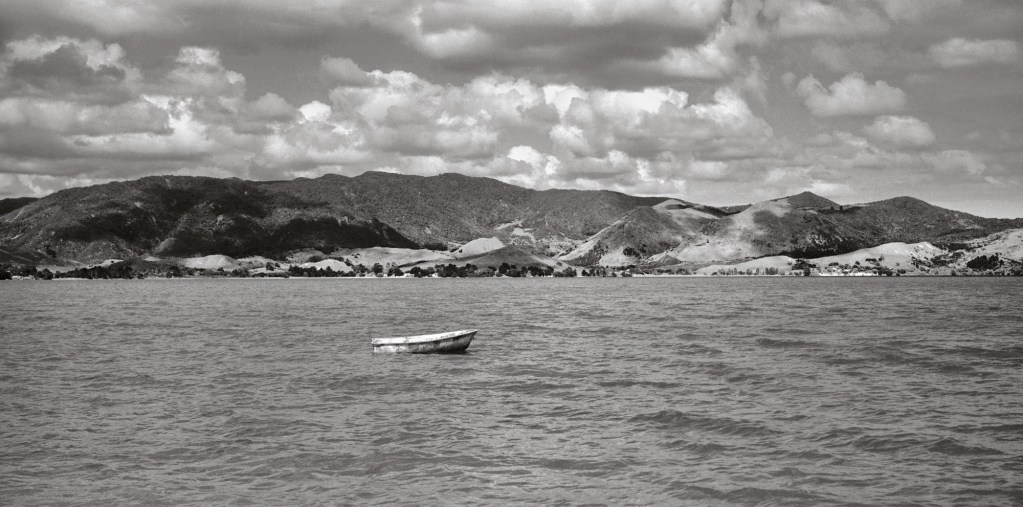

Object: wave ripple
[1,277,1021,505]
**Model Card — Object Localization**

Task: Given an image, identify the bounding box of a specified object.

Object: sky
[0,1,1021,217]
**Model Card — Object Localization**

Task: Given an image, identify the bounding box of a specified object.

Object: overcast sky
[0,1,1021,217]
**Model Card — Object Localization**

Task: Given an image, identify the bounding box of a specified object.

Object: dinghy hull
[371,329,477,353]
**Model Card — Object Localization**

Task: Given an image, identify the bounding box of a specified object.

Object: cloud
[0,97,170,136]
[795,73,906,117]
[403,0,734,82]
[811,42,889,72]
[0,20,1019,215]
[928,38,1020,68]
[873,0,961,21]
[158,47,246,100]
[319,57,374,87]
[686,159,730,180]
[298,101,332,123]
[763,0,889,39]
[925,150,986,176]
[863,115,935,148]
[0,1,386,42]
[245,93,295,122]
[0,1,730,84]
[642,1,767,81]
[0,34,788,198]
[1,36,139,103]
[806,180,852,197]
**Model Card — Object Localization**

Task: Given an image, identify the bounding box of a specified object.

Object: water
[1,277,1021,505]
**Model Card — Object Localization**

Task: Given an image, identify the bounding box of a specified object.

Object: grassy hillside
[0,176,416,261]
[2,174,1021,266]
[265,172,666,245]
[0,197,38,217]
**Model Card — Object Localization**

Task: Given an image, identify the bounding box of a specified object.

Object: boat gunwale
[371,329,478,346]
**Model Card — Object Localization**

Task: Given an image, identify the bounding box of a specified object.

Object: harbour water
[1,277,1021,505]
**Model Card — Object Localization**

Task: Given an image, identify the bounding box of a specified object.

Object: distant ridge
[2,172,1022,265]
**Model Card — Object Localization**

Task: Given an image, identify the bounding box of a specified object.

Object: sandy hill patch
[560,205,713,266]
[667,200,793,262]
[810,242,943,269]
[334,247,451,267]
[182,255,240,270]
[453,237,505,257]
[412,246,570,270]
[236,256,276,267]
[653,199,722,220]
[963,228,1023,261]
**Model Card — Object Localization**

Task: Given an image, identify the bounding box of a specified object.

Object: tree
[372,263,384,275]
[555,267,577,277]
[966,255,1001,271]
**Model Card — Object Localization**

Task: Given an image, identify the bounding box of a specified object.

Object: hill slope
[658,194,1023,265]
[264,172,666,250]
[0,197,38,217]
[825,196,1021,244]
[2,175,1022,266]
[0,176,415,261]
[560,200,718,266]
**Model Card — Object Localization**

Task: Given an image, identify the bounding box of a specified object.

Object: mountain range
[1,172,1021,268]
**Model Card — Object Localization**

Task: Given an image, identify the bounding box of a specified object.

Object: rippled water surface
[2,277,1022,505]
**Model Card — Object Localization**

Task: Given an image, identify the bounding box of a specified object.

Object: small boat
[371,329,478,354]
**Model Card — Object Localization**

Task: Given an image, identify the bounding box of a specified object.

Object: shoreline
[3,273,1010,281]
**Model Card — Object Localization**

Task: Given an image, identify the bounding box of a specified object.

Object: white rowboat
[371,329,478,354]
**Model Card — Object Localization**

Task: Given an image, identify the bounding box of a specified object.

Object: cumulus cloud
[0,97,170,136]
[806,180,852,197]
[160,47,245,100]
[0,35,783,198]
[1,36,140,103]
[687,159,730,180]
[644,1,767,81]
[925,150,986,176]
[319,57,374,87]
[928,38,1020,68]
[795,73,906,117]
[245,93,295,122]
[863,115,935,148]
[0,8,1019,215]
[873,0,961,21]
[298,101,332,123]
[763,0,889,39]
[1,1,731,83]
[811,42,889,72]
[403,0,737,82]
